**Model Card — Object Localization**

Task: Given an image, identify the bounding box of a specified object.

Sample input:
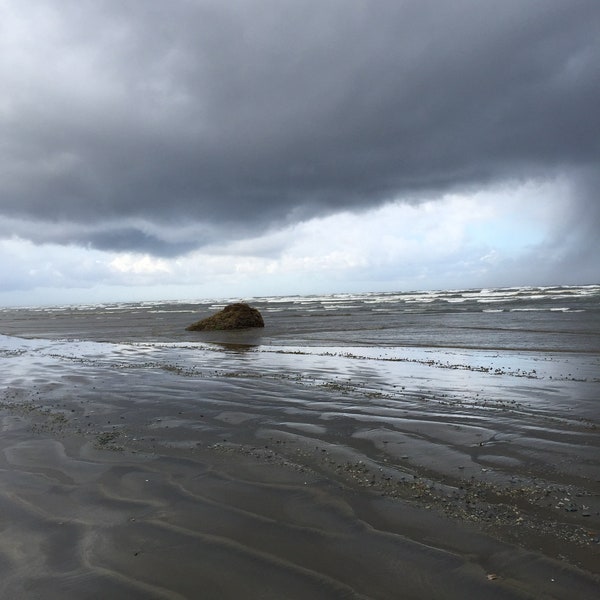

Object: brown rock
[186,303,265,331]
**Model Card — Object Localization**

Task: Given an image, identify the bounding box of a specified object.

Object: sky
[0,0,599,306]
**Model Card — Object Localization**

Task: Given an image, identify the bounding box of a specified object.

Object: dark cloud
[1,0,599,255]
[541,167,600,281]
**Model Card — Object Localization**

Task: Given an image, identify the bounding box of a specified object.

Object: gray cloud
[1,0,599,255]
[540,167,600,280]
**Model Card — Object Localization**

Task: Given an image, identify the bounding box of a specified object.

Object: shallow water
[0,285,599,598]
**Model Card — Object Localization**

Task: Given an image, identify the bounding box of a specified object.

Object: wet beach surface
[0,287,599,598]
[0,332,599,598]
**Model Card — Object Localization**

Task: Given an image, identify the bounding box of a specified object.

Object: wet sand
[0,335,599,598]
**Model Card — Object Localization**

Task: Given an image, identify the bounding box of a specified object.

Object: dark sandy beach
[0,289,599,598]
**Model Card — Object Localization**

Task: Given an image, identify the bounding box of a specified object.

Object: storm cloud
[1,0,599,258]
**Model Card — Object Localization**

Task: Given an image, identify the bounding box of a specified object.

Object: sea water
[1,283,599,349]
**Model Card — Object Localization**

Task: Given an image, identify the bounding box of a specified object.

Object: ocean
[0,284,599,598]
[2,283,600,351]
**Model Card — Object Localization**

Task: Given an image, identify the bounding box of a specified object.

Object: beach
[0,286,599,598]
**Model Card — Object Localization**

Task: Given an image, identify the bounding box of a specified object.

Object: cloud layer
[0,1,599,304]
[1,0,599,256]
[0,176,588,306]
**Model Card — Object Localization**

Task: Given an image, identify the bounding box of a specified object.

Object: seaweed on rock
[186,303,265,331]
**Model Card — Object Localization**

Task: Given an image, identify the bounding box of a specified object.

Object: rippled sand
[0,336,599,598]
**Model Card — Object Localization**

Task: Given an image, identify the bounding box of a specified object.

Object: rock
[186,303,265,331]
